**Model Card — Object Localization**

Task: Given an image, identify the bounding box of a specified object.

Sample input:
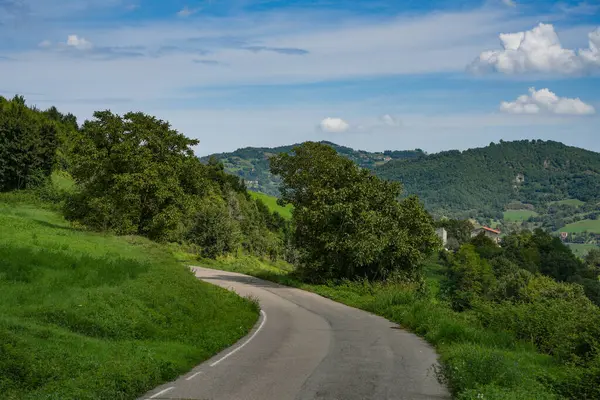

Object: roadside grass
[557,219,600,234]
[201,256,590,400]
[0,193,259,400]
[248,191,293,219]
[503,210,538,222]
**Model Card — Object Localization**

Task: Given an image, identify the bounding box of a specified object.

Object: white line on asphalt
[210,310,267,367]
[149,386,174,398]
[185,371,204,381]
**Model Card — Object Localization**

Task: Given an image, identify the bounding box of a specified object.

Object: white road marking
[185,371,204,381]
[149,386,174,398]
[210,310,267,367]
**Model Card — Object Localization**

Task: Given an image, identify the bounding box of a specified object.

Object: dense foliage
[270,142,439,281]
[0,96,58,191]
[202,141,424,196]
[204,139,600,254]
[375,139,600,219]
[1,98,290,261]
[437,232,600,398]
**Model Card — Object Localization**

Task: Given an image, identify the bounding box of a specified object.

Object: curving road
[140,267,449,400]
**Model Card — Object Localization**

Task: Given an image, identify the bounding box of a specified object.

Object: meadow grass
[550,199,585,207]
[558,218,600,233]
[567,243,599,257]
[503,210,538,222]
[248,191,293,219]
[0,193,259,400]
[201,256,588,400]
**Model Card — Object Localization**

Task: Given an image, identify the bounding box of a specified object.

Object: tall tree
[65,111,200,240]
[270,142,439,281]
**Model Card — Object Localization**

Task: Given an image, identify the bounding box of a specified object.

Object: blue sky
[0,0,599,155]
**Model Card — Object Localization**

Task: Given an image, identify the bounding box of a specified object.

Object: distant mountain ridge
[203,140,600,220]
[374,139,600,219]
[200,141,425,196]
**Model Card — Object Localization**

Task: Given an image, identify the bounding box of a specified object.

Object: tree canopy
[0,96,58,191]
[375,139,600,219]
[270,141,439,281]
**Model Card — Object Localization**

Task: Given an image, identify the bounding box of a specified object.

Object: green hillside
[552,199,586,207]
[249,191,293,219]
[201,141,424,197]
[0,193,258,399]
[375,140,600,219]
[559,219,600,234]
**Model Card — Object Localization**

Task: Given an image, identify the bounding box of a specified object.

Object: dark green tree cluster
[375,140,600,219]
[0,96,59,191]
[270,142,439,281]
[1,97,289,260]
[63,110,286,259]
[445,229,600,306]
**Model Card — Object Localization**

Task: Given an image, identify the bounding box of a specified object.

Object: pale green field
[503,210,538,221]
[249,191,293,219]
[567,243,599,258]
[551,199,585,207]
[559,219,600,234]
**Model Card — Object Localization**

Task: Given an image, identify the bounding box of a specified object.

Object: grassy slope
[551,199,585,207]
[568,243,599,257]
[249,191,293,219]
[503,210,538,222]
[0,193,258,400]
[557,219,600,233]
[202,256,579,400]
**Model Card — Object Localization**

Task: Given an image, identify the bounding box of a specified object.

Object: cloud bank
[500,88,595,115]
[469,23,600,75]
[319,117,350,133]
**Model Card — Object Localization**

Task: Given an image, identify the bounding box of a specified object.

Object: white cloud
[38,40,52,48]
[500,87,595,115]
[319,117,350,133]
[502,0,516,7]
[1,8,522,104]
[66,34,93,50]
[177,6,198,17]
[469,23,600,75]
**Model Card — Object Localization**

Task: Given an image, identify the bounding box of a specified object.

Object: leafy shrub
[474,277,600,363]
[446,245,496,311]
[187,196,241,258]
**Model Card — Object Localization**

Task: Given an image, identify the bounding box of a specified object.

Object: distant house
[471,226,501,244]
[560,232,568,241]
[435,228,448,248]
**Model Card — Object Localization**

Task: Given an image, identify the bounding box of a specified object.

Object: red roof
[481,226,501,234]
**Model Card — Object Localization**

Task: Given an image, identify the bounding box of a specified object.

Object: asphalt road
[140,267,449,400]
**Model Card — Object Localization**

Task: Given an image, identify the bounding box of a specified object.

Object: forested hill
[201,141,424,196]
[375,140,600,219]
